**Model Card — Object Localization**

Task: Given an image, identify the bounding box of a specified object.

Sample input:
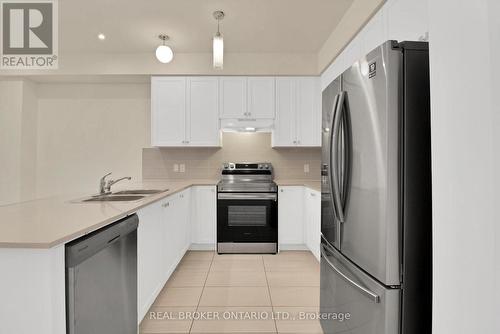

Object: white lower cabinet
[305,189,321,261]
[190,186,217,249]
[137,200,165,322]
[137,188,192,323]
[278,186,305,247]
[278,186,321,259]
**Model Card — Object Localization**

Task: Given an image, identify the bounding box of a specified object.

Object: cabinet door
[178,189,191,252]
[191,186,217,247]
[151,77,187,146]
[305,189,321,261]
[278,186,304,246]
[187,77,220,146]
[164,195,184,276]
[247,77,276,119]
[296,77,321,147]
[166,195,183,267]
[219,77,247,118]
[273,78,297,147]
[137,201,165,321]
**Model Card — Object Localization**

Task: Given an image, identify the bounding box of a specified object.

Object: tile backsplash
[143,132,321,180]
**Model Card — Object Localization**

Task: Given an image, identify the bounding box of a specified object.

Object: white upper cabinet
[219,77,247,118]
[152,76,317,145]
[151,77,220,147]
[219,77,275,119]
[273,77,320,147]
[151,77,186,146]
[187,77,220,146]
[296,77,321,146]
[274,78,296,146]
[247,77,276,119]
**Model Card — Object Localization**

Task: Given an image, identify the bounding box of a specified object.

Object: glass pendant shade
[213,32,224,69]
[156,45,173,63]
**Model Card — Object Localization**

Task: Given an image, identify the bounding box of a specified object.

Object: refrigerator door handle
[320,243,381,303]
[340,92,352,215]
[328,93,340,221]
[331,91,346,222]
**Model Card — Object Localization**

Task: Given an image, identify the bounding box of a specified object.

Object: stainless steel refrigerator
[320,41,432,334]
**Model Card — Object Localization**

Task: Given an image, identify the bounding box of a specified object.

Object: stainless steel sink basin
[82,195,146,202]
[113,189,167,195]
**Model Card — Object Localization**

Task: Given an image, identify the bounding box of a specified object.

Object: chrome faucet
[99,173,131,195]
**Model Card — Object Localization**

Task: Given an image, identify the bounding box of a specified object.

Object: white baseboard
[189,243,216,251]
[279,244,309,251]
[189,243,310,252]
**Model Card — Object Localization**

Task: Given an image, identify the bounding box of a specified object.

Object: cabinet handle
[293,140,297,144]
[280,189,284,192]
[180,194,184,198]
[162,202,169,208]
[310,192,315,197]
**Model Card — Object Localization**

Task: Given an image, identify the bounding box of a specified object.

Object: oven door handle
[218,193,278,201]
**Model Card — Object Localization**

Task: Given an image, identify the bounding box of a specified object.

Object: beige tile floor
[140,251,323,334]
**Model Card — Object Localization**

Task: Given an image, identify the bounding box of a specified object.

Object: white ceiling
[59,0,353,54]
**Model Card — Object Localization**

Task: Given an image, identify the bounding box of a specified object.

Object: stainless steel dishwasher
[65,214,138,334]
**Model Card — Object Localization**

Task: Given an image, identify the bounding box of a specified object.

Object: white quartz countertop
[0,179,217,249]
[275,179,321,192]
[0,178,320,249]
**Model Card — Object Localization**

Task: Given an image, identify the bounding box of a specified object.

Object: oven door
[217,192,278,253]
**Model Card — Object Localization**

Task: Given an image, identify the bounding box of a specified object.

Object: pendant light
[156,34,173,64]
[212,11,225,69]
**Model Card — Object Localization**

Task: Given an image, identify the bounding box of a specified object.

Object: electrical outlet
[304,164,310,173]
[179,164,185,173]
[173,164,179,172]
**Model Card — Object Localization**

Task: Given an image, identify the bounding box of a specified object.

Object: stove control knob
[264,165,269,169]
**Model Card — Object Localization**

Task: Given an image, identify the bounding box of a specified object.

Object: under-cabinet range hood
[220,118,274,132]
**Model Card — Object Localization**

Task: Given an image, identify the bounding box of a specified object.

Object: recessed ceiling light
[97,33,106,40]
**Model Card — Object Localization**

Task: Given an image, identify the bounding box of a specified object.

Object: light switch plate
[173,164,179,172]
[304,164,310,173]
[180,164,185,173]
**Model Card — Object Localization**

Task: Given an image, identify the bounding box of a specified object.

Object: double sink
[80,189,168,202]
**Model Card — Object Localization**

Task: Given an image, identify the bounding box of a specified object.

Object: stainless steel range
[217,163,278,254]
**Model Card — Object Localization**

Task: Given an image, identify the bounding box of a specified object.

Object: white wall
[20,80,38,200]
[36,83,150,197]
[321,0,428,89]
[428,0,500,333]
[490,0,500,323]
[0,81,23,205]
[0,80,38,205]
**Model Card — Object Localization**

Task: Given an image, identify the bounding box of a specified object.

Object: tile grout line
[188,251,215,334]
[262,255,279,334]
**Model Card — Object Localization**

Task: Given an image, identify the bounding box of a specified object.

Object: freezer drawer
[320,241,400,334]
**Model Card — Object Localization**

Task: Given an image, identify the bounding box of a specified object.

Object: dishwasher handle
[65,214,139,268]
